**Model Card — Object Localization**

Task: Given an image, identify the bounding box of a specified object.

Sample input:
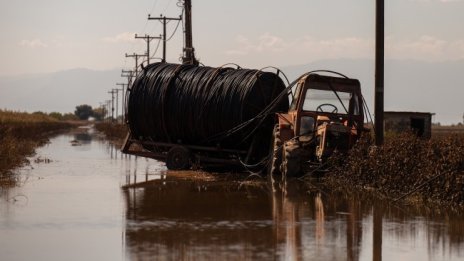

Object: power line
[151,38,162,59]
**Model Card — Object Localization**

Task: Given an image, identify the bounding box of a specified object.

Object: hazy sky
[0,0,463,76]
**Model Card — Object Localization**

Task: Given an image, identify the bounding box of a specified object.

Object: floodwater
[0,127,463,261]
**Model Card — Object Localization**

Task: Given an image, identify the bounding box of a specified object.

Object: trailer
[121,62,289,170]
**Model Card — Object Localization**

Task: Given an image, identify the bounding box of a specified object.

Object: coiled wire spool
[127,62,288,154]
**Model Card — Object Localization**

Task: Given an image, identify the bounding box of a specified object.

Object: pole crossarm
[121,69,134,78]
[107,90,116,122]
[135,34,162,65]
[125,53,146,77]
[148,14,182,63]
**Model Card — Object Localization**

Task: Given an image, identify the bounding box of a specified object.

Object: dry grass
[432,125,464,139]
[0,110,72,185]
[0,110,58,123]
[326,133,464,208]
[95,122,128,146]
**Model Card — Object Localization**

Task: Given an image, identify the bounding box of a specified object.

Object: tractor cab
[270,73,366,177]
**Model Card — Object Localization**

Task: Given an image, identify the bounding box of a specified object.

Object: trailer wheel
[282,140,302,177]
[166,146,191,170]
[268,124,282,176]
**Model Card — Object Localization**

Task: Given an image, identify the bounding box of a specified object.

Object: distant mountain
[281,59,464,124]
[0,68,121,114]
[1,59,462,124]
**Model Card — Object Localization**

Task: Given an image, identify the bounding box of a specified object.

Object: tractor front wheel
[282,139,302,178]
[268,124,282,176]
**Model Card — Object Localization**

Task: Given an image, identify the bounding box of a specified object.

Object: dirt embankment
[325,133,464,208]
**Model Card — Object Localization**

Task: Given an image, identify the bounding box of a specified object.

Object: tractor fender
[277,113,294,142]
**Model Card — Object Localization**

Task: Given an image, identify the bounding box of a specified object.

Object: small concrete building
[384,111,433,139]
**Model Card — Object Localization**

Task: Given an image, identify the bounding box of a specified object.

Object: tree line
[30,104,107,121]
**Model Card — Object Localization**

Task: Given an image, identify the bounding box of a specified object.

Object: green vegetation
[74,104,107,121]
[74,104,94,120]
[326,133,464,208]
[48,111,79,121]
[91,107,106,121]
[0,110,73,186]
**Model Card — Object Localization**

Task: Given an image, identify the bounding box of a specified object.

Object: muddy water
[0,127,463,261]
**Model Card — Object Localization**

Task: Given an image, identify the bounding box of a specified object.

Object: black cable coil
[127,62,289,154]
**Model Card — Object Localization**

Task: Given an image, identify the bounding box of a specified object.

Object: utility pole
[108,90,116,122]
[99,102,105,122]
[135,34,162,65]
[121,70,134,84]
[182,0,198,65]
[375,0,385,146]
[116,83,127,123]
[112,88,121,123]
[122,69,134,92]
[103,101,107,121]
[121,70,133,78]
[121,70,134,123]
[148,14,182,63]
[125,53,146,78]
[106,100,111,122]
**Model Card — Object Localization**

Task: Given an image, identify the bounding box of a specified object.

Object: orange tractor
[268,73,367,177]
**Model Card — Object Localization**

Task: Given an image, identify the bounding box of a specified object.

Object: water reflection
[1,128,462,261]
[74,132,92,144]
[123,174,464,261]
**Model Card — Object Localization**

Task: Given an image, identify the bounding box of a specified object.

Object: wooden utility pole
[148,14,182,63]
[116,83,127,123]
[112,88,121,122]
[99,102,106,122]
[106,100,112,122]
[121,70,133,82]
[108,90,116,122]
[375,0,385,145]
[121,69,133,91]
[125,53,146,78]
[182,0,198,65]
[120,71,133,123]
[135,34,162,65]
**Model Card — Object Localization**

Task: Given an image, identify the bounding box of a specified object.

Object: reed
[0,110,72,185]
[95,122,128,144]
[326,133,464,207]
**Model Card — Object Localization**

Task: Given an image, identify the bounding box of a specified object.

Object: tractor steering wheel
[316,103,338,113]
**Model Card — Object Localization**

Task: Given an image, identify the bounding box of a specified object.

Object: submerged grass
[325,133,464,208]
[0,110,73,186]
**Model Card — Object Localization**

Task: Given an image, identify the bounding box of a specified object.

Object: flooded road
[0,127,463,261]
